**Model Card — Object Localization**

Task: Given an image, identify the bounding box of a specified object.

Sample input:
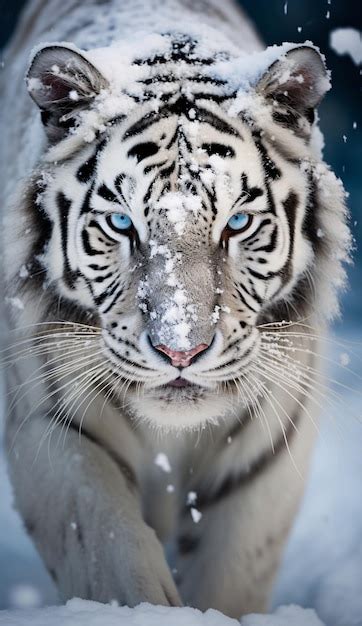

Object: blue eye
[108,213,133,231]
[227,213,251,232]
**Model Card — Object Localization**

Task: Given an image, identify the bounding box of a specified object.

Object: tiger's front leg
[176,414,316,618]
[6,412,181,607]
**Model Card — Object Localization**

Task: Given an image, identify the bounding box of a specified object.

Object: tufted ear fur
[257,45,330,121]
[26,44,108,142]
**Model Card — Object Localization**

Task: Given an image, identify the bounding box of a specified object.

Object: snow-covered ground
[0,599,326,626]
[0,330,361,626]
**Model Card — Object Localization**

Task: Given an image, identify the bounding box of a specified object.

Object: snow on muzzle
[137,244,217,352]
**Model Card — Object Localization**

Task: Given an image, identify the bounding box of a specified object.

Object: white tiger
[0,0,351,617]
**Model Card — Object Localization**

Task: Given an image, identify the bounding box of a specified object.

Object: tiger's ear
[256,45,330,118]
[26,44,108,142]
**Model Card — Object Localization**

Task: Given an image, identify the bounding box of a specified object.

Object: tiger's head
[17,33,350,429]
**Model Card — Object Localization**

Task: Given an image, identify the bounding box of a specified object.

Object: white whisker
[248,370,303,478]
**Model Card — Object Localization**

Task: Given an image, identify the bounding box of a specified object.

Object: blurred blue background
[1,0,360,325]
[242,0,361,329]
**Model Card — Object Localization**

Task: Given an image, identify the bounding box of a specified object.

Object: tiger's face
[23,37,346,429]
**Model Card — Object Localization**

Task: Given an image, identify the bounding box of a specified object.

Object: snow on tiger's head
[8,30,351,429]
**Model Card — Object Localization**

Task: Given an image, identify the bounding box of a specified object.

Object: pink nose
[154,343,209,368]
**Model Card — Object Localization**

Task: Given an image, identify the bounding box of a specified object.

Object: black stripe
[80,186,94,215]
[128,141,159,162]
[252,131,281,181]
[123,97,241,140]
[57,192,78,289]
[24,182,53,288]
[178,126,192,151]
[97,184,118,204]
[107,330,143,354]
[243,277,265,304]
[265,182,277,216]
[81,228,103,256]
[41,290,99,328]
[192,407,301,510]
[88,221,110,238]
[241,219,273,247]
[133,52,215,67]
[87,263,110,271]
[236,287,259,314]
[159,161,176,179]
[197,178,218,215]
[66,420,137,488]
[220,337,245,355]
[114,174,132,208]
[178,535,200,555]
[231,173,264,210]
[302,173,322,253]
[107,114,127,128]
[281,191,299,283]
[143,173,161,215]
[140,74,175,85]
[222,411,250,445]
[100,284,124,314]
[93,271,114,283]
[107,345,153,372]
[76,140,107,184]
[212,341,255,372]
[253,226,278,253]
[144,159,168,174]
[272,110,299,129]
[220,331,254,358]
[94,275,121,307]
[123,110,164,139]
[202,143,235,158]
[140,74,226,87]
[77,153,98,184]
[192,75,227,86]
[193,104,241,137]
[248,268,274,281]
[195,92,234,103]
[165,127,179,150]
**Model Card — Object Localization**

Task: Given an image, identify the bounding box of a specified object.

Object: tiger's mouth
[155,377,207,402]
[166,377,194,388]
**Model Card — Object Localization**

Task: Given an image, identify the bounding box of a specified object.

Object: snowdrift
[0,599,325,626]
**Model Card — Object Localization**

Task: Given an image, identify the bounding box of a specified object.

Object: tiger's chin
[125,382,239,431]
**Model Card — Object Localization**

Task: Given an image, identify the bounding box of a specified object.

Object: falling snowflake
[340,352,350,367]
[190,507,202,524]
[187,491,197,505]
[154,453,171,473]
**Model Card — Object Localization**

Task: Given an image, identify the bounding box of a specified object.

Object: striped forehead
[88,114,270,226]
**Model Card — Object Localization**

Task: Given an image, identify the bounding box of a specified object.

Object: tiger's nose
[154,343,209,368]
